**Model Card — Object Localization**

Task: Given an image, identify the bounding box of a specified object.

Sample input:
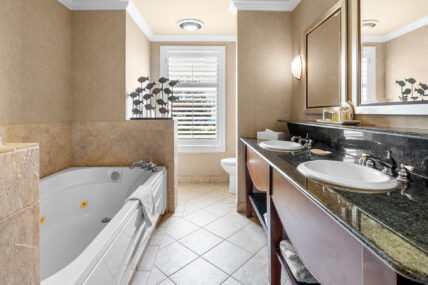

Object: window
[160,46,226,153]
[361,46,376,104]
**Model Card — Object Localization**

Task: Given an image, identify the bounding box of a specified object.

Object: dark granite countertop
[240,137,428,283]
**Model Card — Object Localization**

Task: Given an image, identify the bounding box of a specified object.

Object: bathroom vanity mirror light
[291,55,302,80]
[303,0,348,114]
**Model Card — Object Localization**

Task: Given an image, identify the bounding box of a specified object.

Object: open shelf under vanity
[248,192,268,233]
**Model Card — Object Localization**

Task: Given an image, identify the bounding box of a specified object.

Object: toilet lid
[222,158,236,166]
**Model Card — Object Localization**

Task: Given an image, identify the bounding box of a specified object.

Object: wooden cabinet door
[246,147,269,192]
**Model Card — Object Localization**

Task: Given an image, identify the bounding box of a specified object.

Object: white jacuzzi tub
[40,167,166,285]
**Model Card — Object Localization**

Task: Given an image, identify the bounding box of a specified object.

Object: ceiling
[361,0,428,36]
[132,0,237,35]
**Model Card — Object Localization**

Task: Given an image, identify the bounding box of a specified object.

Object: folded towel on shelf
[280,240,318,284]
[127,185,155,226]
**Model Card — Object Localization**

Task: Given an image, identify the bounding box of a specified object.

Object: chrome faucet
[359,150,397,176]
[291,133,313,149]
[129,160,148,169]
[129,159,158,171]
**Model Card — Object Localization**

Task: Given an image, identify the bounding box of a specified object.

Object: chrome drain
[101,217,111,223]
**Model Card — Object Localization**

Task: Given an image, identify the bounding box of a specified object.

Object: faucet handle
[397,163,415,183]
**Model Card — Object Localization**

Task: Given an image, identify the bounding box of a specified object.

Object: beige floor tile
[223,212,253,227]
[179,228,223,255]
[158,278,175,285]
[132,266,168,285]
[154,242,198,276]
[149,227,166,246]
[184,210,219,227]
[204,217,243,239]
[188,196,219,208]
[205,201,235,216]
[232,247,269,285]
[227,223,267,254]
[158,214,181,229]
[183,203,202,216]
[202,241,252,274]
[159,234,175,248]
[165,218,199,239]
[138,245,159,271]
[222,277,243,285]
[170,258,228,285]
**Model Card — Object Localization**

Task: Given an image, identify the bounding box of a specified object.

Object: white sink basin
[297,160,398,192]
[259,140,305,151]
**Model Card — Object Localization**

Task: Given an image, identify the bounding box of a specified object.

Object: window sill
[178,145,226,153]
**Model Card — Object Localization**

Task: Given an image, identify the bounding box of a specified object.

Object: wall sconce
[291,55,302,80]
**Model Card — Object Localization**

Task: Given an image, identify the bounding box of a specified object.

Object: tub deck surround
[0,143,40,284]
[240,136,428,283]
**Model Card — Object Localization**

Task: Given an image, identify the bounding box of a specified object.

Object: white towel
[280,240,318,283]
[128,185,155,225]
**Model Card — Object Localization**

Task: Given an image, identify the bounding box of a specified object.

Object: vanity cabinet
[243,145,418,285]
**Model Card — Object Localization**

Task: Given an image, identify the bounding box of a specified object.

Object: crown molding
[126,2,154,40]
[152,34,237,42]
[58,0,237,42]
[363,16,428,43]
[59,0,129,10]
[229,0,301,15]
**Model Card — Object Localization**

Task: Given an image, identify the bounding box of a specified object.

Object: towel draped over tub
[127,184,156,226]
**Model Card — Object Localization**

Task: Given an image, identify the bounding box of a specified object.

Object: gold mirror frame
[304,0,348,114]
[348,0,428,115]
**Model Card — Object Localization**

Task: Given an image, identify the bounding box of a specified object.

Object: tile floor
[132,183,291,285]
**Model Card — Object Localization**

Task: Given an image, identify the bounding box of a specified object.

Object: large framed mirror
[350,0,428,115]
[304,0,347,113]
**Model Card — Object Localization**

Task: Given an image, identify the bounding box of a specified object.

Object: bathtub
[40,166,167,285]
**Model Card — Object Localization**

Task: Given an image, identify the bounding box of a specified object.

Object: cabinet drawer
[246,147,269,191]
[272,169,363,285]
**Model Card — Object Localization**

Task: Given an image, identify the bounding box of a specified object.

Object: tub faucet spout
[129,160,147,169]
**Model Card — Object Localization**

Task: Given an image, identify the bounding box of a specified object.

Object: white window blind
[160,46,226,153]
[361,46,376,104]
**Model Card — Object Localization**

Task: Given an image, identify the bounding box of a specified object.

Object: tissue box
[257,130,286,140]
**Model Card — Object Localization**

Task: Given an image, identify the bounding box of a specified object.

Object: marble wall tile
[72,120,177,212]
[0,203,40,285]
[0,122,72,178]
[0,145,39,221]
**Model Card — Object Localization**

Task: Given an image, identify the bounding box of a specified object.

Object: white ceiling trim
[126,2,154,40]
[59,0,130,10]
[152,34,237,42]
[363,16,428,43]
[229,0,301,15]
[58,0,236,42]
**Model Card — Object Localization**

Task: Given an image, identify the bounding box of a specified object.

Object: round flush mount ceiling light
[177,19,204,31]
[362,19,380,30]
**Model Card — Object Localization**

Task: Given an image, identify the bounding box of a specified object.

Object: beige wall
[126,12,151,96]
[237,11,293,210]
[150,42,237,181]
[290,0,428,128]
[72,120,177,211]
[0,0,72,178]
[71,11,126,122]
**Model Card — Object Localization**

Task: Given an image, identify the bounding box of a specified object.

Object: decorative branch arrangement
[129,76,179,119]
[395,78,428,102]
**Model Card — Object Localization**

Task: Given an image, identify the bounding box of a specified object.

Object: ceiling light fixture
[362,19,380,30]
[177,19,204,31]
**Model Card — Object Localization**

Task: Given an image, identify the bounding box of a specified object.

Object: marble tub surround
[0,123,72,178]
[240,138,428,283]
[0,144,40,284]
[72,120,177,212]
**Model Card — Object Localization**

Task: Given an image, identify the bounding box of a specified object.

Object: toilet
[221,157,236,194]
